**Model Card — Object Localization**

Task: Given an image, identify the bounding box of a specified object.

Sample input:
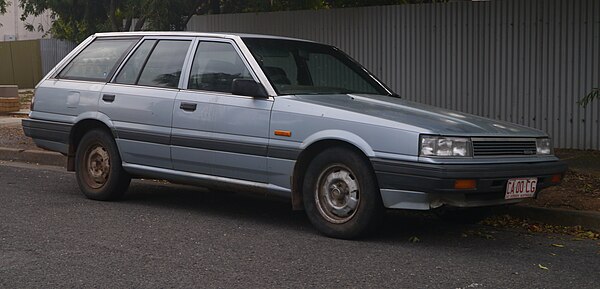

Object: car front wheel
[303,147,383,239]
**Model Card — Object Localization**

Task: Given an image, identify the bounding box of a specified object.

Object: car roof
[94,31,316,43]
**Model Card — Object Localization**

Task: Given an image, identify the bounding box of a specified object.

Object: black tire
[434,207,492,224]
[75,129,131,201]
[302,147,383,239]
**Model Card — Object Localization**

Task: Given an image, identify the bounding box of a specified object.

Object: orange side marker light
[274,130,292,137]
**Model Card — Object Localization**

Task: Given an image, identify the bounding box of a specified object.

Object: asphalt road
[1,161,599,288]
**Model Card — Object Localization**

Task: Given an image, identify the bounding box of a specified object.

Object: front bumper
[371,158,568,210]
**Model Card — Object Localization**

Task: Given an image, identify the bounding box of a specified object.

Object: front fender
[301,129,375,157]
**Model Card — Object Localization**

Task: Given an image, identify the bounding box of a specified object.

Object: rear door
[33,37,138,124]
[172,39,273,182]
[101,37,194,169]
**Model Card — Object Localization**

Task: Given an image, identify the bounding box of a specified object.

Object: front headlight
[536,138,553,155]
[420,135,472,157]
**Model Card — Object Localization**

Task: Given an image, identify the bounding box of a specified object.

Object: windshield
[243,38,392,96]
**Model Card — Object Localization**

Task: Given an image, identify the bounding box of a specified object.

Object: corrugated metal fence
[188,0,600,150]
[40,39,77,76]
[0,38,75,89]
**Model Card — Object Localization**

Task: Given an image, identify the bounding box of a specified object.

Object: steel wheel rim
[314,164,360,224]
[82,143,110,189]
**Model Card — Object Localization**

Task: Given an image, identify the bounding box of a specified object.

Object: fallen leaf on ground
[408,236,421,243]
[481,215,599,240]
[462,230,496,240]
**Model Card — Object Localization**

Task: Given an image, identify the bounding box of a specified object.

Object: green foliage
[324,0,447,8]
[578,88,600,108]
[0,0,9,27]
[221,0,325,13]
[15,0,109,42]
[0,0,8,14]
[0,0,449,43]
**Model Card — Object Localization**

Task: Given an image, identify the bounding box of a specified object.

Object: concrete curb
[496,205,600,231]
[0,147,66,167]
[0,146,599,231]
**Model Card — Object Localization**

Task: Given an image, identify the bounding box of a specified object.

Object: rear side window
[59,38,137,81]
[188,42,252,93]
[136,40,191,88]
[115,40,157,85]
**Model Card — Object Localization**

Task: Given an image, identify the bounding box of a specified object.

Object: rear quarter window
[59,38,137,82]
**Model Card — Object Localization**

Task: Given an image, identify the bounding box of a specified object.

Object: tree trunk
[182,0,208,30]
[107,0,120,31]
[124,17,133,32]
[134,16,146,31]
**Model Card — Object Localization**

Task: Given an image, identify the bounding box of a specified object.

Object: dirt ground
[524,169,600,212]
[0,124,38,150]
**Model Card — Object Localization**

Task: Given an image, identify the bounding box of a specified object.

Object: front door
[171,40,273,182]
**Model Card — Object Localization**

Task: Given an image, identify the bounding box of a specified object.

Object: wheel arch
[291,131,377,210]
[67,114,116,171]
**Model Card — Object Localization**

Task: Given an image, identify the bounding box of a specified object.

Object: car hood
[287,94,547,137]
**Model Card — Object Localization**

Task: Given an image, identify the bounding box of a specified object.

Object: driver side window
[188,41,252,93]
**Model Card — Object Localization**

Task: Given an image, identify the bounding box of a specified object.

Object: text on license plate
[505,177,538,199]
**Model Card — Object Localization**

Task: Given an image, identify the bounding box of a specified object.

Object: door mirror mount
[231,79,269,98]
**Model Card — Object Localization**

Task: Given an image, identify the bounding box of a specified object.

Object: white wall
[0,2,53,41]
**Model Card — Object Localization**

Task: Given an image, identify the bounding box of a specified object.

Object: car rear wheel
[303,147,383,239]
[75,129,130,201]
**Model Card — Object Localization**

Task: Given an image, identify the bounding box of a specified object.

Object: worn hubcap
[83,144,110,189]
[315,165,360,224]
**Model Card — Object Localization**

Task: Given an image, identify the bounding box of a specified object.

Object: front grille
[472,138,537,157]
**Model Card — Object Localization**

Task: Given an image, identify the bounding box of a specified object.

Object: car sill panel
[121,162,291,199]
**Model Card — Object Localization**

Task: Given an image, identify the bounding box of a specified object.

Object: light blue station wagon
[23,32,567,238]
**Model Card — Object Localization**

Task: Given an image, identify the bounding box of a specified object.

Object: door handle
[102,94,116,102]
[180,102,197,112]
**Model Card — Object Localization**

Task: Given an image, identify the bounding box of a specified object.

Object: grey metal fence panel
[39,38,76,76]
[187,0,600,150]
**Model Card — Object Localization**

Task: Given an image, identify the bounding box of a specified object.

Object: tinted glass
[244,38,389,96]
[188,42,252,93]
[114,40,157,85]
[137,40,191,88]
[59,38,136,81]
[306,53,376,93]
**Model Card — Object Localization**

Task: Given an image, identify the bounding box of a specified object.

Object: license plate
[505,178,538,199]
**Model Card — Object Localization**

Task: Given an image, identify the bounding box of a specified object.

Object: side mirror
[231,79,269,98]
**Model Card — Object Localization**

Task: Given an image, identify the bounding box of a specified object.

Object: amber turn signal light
[454,179,477,190]
[550,174,562,183]
[274,130,292,137]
